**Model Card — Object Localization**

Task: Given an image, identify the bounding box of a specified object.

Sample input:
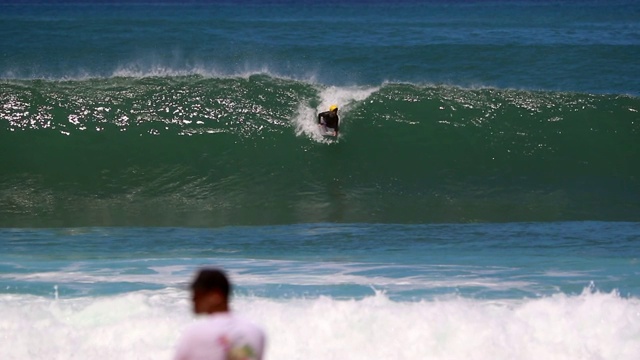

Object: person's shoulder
[187,313,264,336]
[179,316,217,338]
[178,315,248,344]
[232,314,265,334]
[222,314,266,355]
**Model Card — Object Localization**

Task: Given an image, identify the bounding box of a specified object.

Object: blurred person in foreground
[174,268,266,360]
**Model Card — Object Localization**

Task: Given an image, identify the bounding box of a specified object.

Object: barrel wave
[1,75,639,226]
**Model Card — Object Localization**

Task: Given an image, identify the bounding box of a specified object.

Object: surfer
[318,104,340,137]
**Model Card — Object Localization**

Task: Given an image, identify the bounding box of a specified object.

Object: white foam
[1,60,320,83]
[110,63,228,79]
[1,287,638,360]
[293,85,379,142]
[108,60,322,83]
[0,261,534,295]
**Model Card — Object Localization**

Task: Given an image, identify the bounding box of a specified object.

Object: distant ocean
[1,1,639,359]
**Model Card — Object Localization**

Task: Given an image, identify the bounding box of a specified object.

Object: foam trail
[1,287,639,360]
[294,85,378,142]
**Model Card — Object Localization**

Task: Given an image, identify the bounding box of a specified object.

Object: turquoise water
[1,1,640,359]
[2,1,640,93]
[3,223,640,299]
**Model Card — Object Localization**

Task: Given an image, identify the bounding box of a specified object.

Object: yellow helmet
[329,104,338,112]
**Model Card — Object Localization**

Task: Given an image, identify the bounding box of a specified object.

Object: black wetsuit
[317,111,340,132]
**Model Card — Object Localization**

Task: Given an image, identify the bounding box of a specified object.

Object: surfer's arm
[317,111,328,124]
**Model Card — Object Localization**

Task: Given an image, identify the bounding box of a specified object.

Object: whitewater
[3,288,639,359]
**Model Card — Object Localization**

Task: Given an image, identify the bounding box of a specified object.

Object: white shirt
[174,313,266,360]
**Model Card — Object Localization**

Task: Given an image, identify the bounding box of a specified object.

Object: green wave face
[2,76,639,226]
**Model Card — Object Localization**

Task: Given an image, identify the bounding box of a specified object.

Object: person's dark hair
[190,268,231,299]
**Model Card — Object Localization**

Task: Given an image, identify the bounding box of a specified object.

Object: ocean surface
[1,1,639,359]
